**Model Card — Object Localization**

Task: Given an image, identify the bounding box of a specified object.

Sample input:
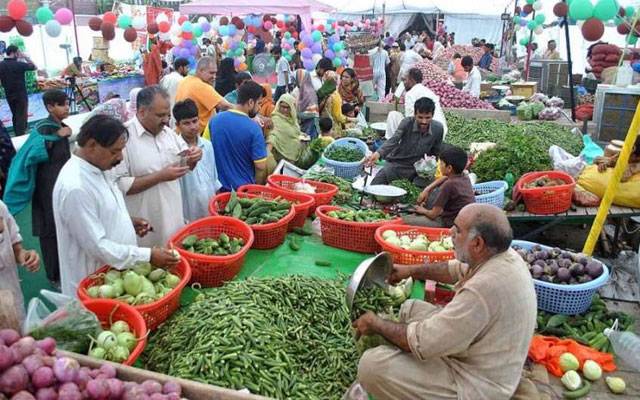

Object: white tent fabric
[444,15,504,45]
[332,0,513,16]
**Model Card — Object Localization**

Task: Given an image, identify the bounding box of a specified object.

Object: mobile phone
[178,150,189,167]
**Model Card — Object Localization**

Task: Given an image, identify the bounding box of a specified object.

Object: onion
[106,378,124,399]
[58,382,82,400]
[99,364,117,379]
[22,354,44,375]
[162,381,181,396]
[31,366,55,389]
[141,380,162,395]
[10,391,35,400]
[0,329,21,346]
[53,356,79,383]
[11,337,36,361]
[0,344,13,371]
[0,365,29,394]
[35,338,56,356]
[87,378,110,400]
[35,388,57,400]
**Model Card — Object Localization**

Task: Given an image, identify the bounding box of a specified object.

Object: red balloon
[582,18,605,42]
[617,23,631,35]
[182,31,193,40]
[247,25,256,34]
[276,20,285,29]
[271,17,277,24]
[523,4,533,14]
[101,22,115,41]
[158,21,170,33]
[553,2,568,18]
[317,24,325,32]
[292,31,299,39]
[89,17,102,31]
[231,16,240,24]
[103,12,117,25]
[263,15,271,22]
[618,7,626,17]
[147,22,159,34]
[15,19,32,36]
[124,27,138,42]
[220,17,229,26]
[7,0,28,20]
[0,16,16,33]
[178,16,188,25]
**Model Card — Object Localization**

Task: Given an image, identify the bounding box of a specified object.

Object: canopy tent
[179,0,334,31]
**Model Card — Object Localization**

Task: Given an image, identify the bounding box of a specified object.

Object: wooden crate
[93,36,109,49]
[510,82,538,98]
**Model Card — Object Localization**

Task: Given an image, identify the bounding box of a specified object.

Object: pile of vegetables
[390,179,421,204]
[326,209,395,223]
[88,320,139,363]
[559,352,626,397]
[323,146,365,163]
[513,244,605,285]
[85,263,182,305]
[537,107,562,121]
[180,234,244,256]
[423,79,494,110]
[296,137,332,170]
[143,275,401,399]
[29,303,101,355]
[432,44,500,73]
[445,112,583,182]
[589,43,621,78]
[516,101,545,121]
[536,295,634,353]
[219,192,292,225]
[0,329,184,400]
[381,230,454,252]
[522,175,567,189]
[303,171,355,205]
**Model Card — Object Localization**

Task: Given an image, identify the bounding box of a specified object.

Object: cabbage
[148,269,166,283]
[408,241,428,251]
[98,285,116,299]
[140,277,156,297]
[104,270,121,284]
[123,271,143,296]
[559,352,580,372]
[112,279,124,297]
[132,262,152,277]
[385,237,402,247]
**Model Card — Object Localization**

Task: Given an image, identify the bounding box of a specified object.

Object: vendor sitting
[367,97,444,185]
[62,57,85,78]
[353,203,537,400]
[403,145,475,228]
[594,136,640,181]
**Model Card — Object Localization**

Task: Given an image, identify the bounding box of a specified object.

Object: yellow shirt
[175,75,223,133]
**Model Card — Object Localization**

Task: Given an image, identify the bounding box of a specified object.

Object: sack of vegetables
[316,205,402,253]
[320,137,368,180]
[77,259,191,331]
[168,216,254,287]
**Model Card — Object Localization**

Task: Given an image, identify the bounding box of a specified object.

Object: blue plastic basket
[512,240,610,315]
[473,181,508,209]
[320,138,368,180]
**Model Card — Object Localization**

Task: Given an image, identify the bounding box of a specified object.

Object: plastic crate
[81,299,147,366]
[320,137,368,179]
[473,181,508,209]
[375,225,455,265]
[209,192,295,249]
[237,184,314,230]
[315,205,402,253]
[267,175,338,214]
[77,260,191,331]
[513,240,610,315]
[168,216,254,287]
[515,171,575,215]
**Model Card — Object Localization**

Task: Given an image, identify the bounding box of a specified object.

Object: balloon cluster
[553,0,621,42]
[1,0,73,37]
[512,0,545,46]
[36,5,73,38]
[299,30,347,70]
[170,16,213,68]
[218,16,249,71]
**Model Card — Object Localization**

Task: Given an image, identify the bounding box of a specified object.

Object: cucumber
[562,380,591,399]
[289,237,301,251]
[315,260,331,267]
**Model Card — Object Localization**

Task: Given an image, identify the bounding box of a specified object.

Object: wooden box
[510,82,538,98]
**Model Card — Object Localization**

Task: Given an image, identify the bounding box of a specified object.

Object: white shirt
[310,70,322,91]
[403,83,448,137]
[113,118,188,247]
[369,48,390,79]
[160,71,184,110]
[179,137,221,222]
[276,57,292,87]
[53,156,151,297]
[463,66,482,98]
[432,41,445,60]
[399,49,423,81]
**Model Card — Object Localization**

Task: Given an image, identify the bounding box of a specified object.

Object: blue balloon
[228,25,237,36]
[219,25,229,36]
[303,59,315,71]
[182,21,193,32]
[324,49,335,59]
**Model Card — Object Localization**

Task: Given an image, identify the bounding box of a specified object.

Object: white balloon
[198,16,208,24]
[159,32,171,41]
[534,26,543,35]
[156,13,169,23]
[170,35,182,46]
[533,1,543,11]
[211,18,219,29]
[312,53,322,63]
[45,20,61,37]
[170,25,182,36]
[132,16,146,30]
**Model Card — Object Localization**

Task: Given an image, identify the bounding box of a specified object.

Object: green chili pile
[324,146,365,163]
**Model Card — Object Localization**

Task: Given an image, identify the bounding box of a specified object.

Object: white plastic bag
[549,145,587,178]
[414,155,438,179]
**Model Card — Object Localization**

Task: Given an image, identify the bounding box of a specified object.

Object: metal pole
[39,0,49,70]
[524,10,535,80]
[70,0,80,58]
[563,0,576,122]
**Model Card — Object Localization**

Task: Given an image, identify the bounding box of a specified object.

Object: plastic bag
[549,145,587,178]
[24,290,101,354]
[579,135,604,164]
[414,155,438,179]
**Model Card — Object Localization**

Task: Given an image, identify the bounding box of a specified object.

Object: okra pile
[220,191,292,225]
[142,276,401,399]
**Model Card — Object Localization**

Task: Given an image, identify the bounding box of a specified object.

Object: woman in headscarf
[294,69,319,138]
[127,88,142,120]
[215,58,237,97]
[318,71,357,137]
[268,94,303,165]
[338,68,365,113]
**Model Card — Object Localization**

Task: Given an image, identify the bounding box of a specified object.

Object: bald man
[353,204,537,400]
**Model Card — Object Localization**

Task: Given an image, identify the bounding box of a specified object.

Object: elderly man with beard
[53,115,180,297]
[352,204,537,400]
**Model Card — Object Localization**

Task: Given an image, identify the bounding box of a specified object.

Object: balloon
[36,7,54,24]
[520,36,530,46]
[220,16,229,26]
[228,25,237,36]
[247,25,256,34]
[332,42,343,52]
[582,18,605,41]
[132,16,146,30]
[201,22,211,32]
[527,20,538,29]
[101,22,115,41]
[513,16,521,24]
[14,19,32,36]
[219,25,229,36]
[617,23,631,35]
[303,59,315,71]
[569,0,594,20]
[625,6,635,18]
[533,1,543,11]
[235,48,243,57]
[593,0,620,21]
[55,8,74,25]
[519,18,528,27]
[523,4,533,14]
[124,27,138,42]
[312,30,322,42]
[264,21,273,30]
[158,21,170,33]
[117,14,132,29]
[178,16,188,25]
[324,49,335,59]
[301,48,313,58]
[234,20,245,30]
[332,58,342,68]
[89,17,103,31]
[0,16,14,33]
[147,22,159,34]
[198,17,208,24]
[284,31,291,39]
[276,20,285,29]
[534,26,544,35]
[156,13,169,23]
[7,0,28,20]
[182,31,193,40]
[193,25,203,37]
[190,46,198,56]
[526,0,535,4]
[170,35,182,46]
[628,34,638,45]
[238,63,248,71]
[103,12,117,24]
[553,2,569,17]
[44,20,61,37]
[535,14,546,24]
[182,21,193,32]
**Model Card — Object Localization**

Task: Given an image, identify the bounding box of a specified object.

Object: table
[10,111,91,152]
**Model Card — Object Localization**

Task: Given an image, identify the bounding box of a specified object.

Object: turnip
[10,391,35,400]
[35,338,56,356]
[0,344,13,371]
[53,357,79,383]
[35,387,57,400]
[32,366,55,389]
[97,332,117,351]
[106,378,124,400]
[99,364,117,379]
[23,354,45,375]
[0,365,29,394]
[87,378,110,400]
[0,330,20,346]
[161,381,181,396]
[116,333,137,352]
[141,380,162,395]
[110,321,130,335]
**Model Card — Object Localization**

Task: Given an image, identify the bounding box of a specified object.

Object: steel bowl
[346,252,394,315]
[364,185,407,204]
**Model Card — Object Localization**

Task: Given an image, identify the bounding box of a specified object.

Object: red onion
[0,330,21,347]
[31,366,55,389]
[53,357,79,383]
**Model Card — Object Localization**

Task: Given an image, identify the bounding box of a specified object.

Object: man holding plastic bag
[367,98,444,185]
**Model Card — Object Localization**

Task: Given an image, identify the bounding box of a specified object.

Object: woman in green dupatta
[268,94,303,164]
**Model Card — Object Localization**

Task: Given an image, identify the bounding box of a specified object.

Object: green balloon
[526,0,535,4]
[593,0,619,21]
[520,37,530,46]
[235,48,244,57]
[527,20,538,30]
[534,14,546,24]
[614,16,623,26]
[284,31,291,39]
[36,7,54,25]
[193,26,203,37]
[283,52,292,61]
[117,15,132,29]
[625,6,636,19]
[569,0,594,20]
[513,16,521,24]
[332,58,342,68]
[628,34,638,45]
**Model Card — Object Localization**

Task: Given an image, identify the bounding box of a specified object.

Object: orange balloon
[238,63,248,71]
[298,42,305,50]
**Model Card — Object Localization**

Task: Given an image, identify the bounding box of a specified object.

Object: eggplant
[526,254,537,264]
[578,275,593,284]
[531,265,544,279]
[534,259,546,268]
[569,263,585,277]
[557,267,571,283]
[586,261,604,279]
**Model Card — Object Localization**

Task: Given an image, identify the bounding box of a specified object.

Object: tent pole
[70,0,80,58]
[524,9,535,80]
[563,0,576,122]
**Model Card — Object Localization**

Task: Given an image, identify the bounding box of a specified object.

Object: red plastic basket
[168,216,254,287]
[81,299,147,366]
[237,184,314,230]
[267,175,339,214]
[515,171,576,215]
[209,192,295,249]
[374,225,455,265]
[315,205,403,253]
[77,259,191,331]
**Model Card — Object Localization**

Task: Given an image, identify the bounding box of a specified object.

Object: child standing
[318,117,334,138]
[405,145,475,228]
